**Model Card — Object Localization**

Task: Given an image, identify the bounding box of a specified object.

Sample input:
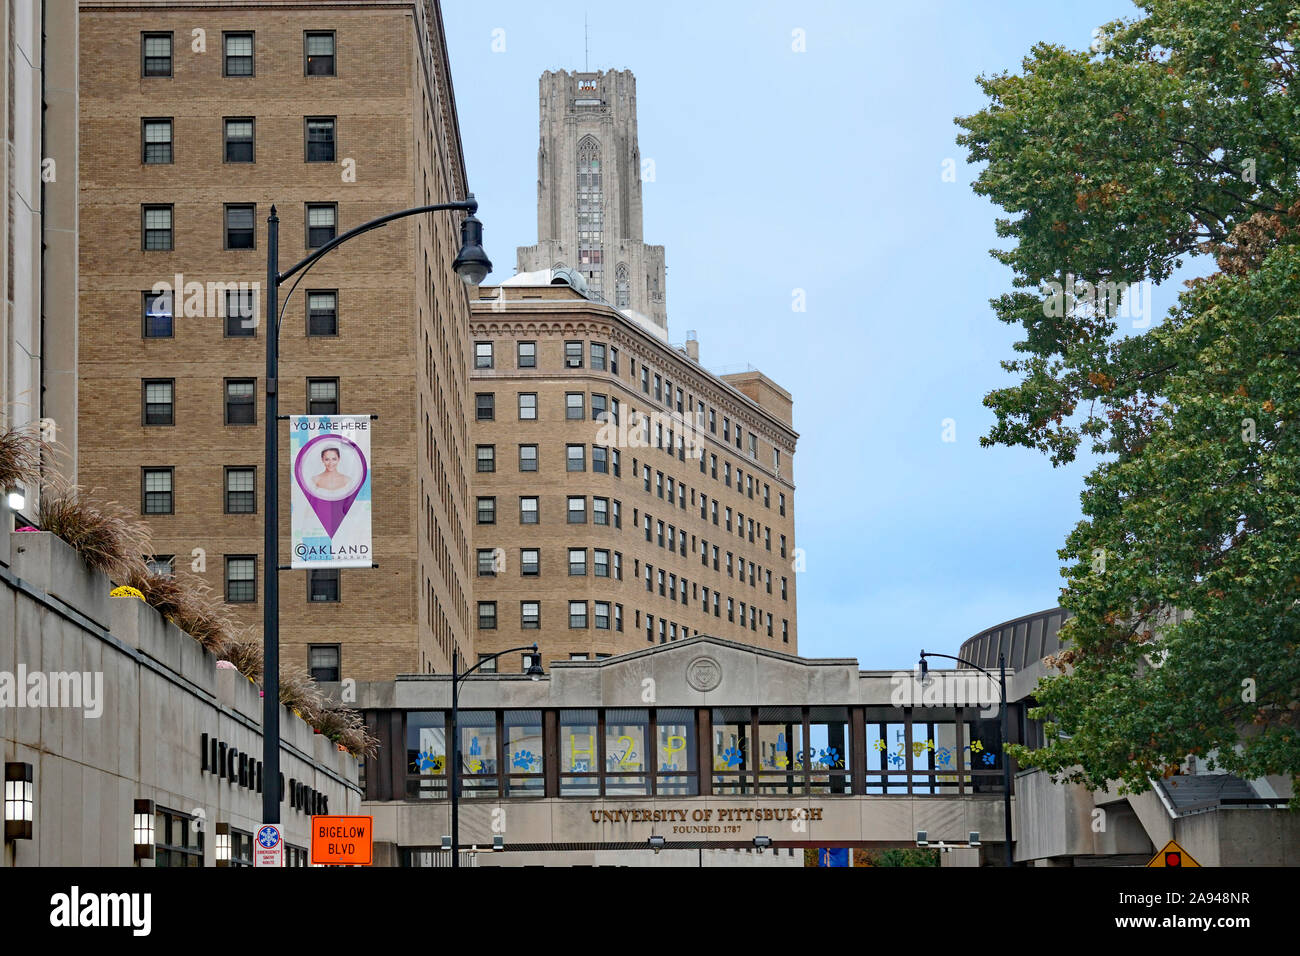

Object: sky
[440,0,1176,669]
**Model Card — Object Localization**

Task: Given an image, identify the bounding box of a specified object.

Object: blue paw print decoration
[415,749,442,774]
[817,747,843,769]
[512,750,537,771]
[934,747,953,767]
[722,746,744,769]
[981,751,996,766]
[887,751,905,768]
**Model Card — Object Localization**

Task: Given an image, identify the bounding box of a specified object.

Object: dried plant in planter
[279,665,324,726]
[217,628,264,684]
[313,703,378,756]
[0,424,45,490]
[36,480,151,581]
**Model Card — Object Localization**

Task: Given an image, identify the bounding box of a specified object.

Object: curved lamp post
[917,649,1014,867]
[261,196,490,826]
[448,644,544,868]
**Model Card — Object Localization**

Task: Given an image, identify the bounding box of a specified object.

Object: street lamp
[260,196,490,826]
[918,649,1014,866]
[448,643,542,868]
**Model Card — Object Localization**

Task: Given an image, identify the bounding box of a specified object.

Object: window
[613,499,622,527]
[478,602,497,629]
[306,117,336,162]
[779,493,786,516]
[566,392,585,420]
[568,548,587,576]
[521,602,540,629]
[517,341,536,368]
[307,379,338,415]
[654,375,662,401]
[143,468,173,514]
[153,807,203,867]
[309,571,339,605]
[224,118,254,162]
[306,204,337,248]
[590,343,606,370]
[520,549,540,576]
[566,445,585,472]
[224,289,256,336]
[518,444,537,472]
[565,340,583,368]
[782,577,788,600]
[592,446,608,474]
[224,204,255,249]
[641,367,650,393]
[142,119,173,164]
[567,496,586,523]
[475,342,494,369]
[614,552,623,579]
[610,348,619,375]
[780,535,787,559]
[225,556,256,602]
[569,601,588,628]
[594,601,611,629]
[476,393,495,421]
[224,467,255,513]
[749,433,759,459]
[591,394,608,422]
[518,392,537,420]
[710,455,718,479]
[520,497,539,524]
[476,445,495,473]
[593,497,609,525]
[307,291,337,335]
[477,497,496,524]
[143,291,173,337]
[142,32,173,76]
[305,31,336,75]
[594,550,610,578]
[477,549,498,576]
[143,205,173,250]
[223,32,254,76]
[143,380,174,425]
[477,654,498,674]
[146,555,175,577]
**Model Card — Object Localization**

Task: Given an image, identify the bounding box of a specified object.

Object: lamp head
[452,198,492,285]
[6,483,25,512]
[525,644,544,681]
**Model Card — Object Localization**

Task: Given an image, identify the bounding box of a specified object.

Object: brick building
[469,275,798,669]
[77,0,477,681]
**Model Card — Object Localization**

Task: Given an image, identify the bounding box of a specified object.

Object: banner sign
[290,415,372,569]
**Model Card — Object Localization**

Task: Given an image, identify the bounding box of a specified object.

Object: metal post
[261,207,280,825]
[1000,653,1012,867]
[450,651,460,869]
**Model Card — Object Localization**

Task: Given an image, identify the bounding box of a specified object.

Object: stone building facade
[77,0,477,681]
[468,278,798,669]
[516,69,668,330]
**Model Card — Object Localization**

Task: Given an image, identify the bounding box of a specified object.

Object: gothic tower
[517,69,668,331]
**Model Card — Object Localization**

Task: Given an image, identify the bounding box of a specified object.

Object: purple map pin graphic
[294,434,368,538]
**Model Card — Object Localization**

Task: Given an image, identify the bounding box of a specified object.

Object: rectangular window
[477,549,498,576]
[517,341,536,368]
[307,291,338,336]
[143,468,173,514]
[520,497,539,524]
[308,571,339,604]
[475,341,494,369]
[143,291,173,338]
[567,496,586,523]
[146,555,175,577]
[143,205,173,250]
[307,378,338,415]
[143,379,174,425]
[780,493,786,516]
[641,367,650,394]
[476,393,495,422]
[593,497,609,525]
[224,467,255,513]
[566,445,585,472]
[305,31,336,75]
[142,118,173,164]
[654,375,662,401]
[592,446,608,474]
[520,550,540,576]
[477,654,498,674]
[521,601,540,629]
[224,204,255,249]
[224,118,254,162]
[610,348,619,374]
[223,32,254,76]
[568,548,587,576]
[565,392,585,420]
[477,497,496,524]
[565,341,584,368]
[594,601,611,630]
[225,556,256,603]
[594,550,610,578]
[591,394,607,421]
[518,392,537,420]
[590,343,606,370]
[569,601,588,628]
[476,445,495,473]
[224,289,256,336]
[142,32,173,76]
[518,444,537,472]
[306,204,337,248]
[478,602,497,629]
[305,117,336,162]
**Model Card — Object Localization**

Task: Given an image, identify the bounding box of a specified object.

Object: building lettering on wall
[590,806,824,824]
[200,733,328,814]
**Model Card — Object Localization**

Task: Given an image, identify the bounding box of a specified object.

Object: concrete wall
[1,507,360,866]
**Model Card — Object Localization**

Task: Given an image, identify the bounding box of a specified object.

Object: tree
[956,0,1300,798]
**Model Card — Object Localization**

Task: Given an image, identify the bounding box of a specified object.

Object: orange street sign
[311,815,373,866]
[1146,839,1199,868]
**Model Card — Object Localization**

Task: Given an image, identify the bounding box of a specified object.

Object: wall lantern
[6,482,25,512]
[916,829,928,847]
[492,835,504,852]
[133,799,156,860]
[969,831,981,847]
[4,763,33,841]
[215,822,232,866]
[752,835,772,854]
[647,835,666,854]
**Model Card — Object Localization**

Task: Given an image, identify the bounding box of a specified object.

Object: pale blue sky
[441,1,1179,668]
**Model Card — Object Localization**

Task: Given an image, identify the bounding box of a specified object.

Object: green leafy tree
[956,0,1300,798]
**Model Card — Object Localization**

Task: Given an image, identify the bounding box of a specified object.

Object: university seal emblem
[686,655,722,692]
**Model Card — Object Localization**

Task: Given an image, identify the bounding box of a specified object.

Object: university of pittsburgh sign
[590,806,824,834]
